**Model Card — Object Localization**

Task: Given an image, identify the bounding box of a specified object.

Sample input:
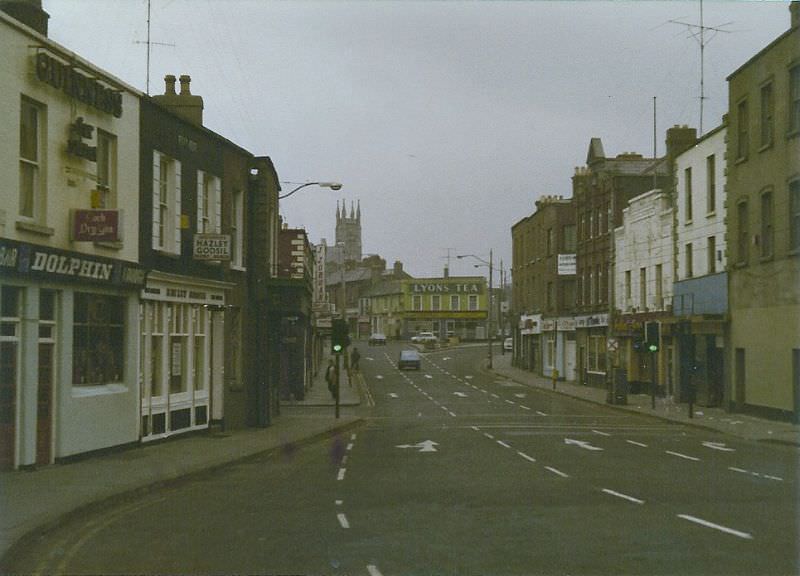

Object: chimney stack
[1,0,49,35]
[791,1,799,29]
[152,73,204,126]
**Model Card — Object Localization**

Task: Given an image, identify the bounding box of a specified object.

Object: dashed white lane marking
[517,451,537,463]
[335,500,343,506]
[341,455,348,465]
[471,426,480,431]
[520,405,531,410]
[592,429,611,436]
[666,450,700,462]
[351,434,357,441]
[626,440,648,448]
[497,440,512,449]
[491,393,500,398]
[465,375,473,379]
[602,488,645,505]
[449,411,457,417]
[677,514,753,540]
[536,411,548,416]
[728,466,784,481]
[346,443,354,451]
[367,565,384,576]
[544,466,570,478]
[484,432,495,440]
[337,468,346,481]
[337,513,350,529]
[505,399,516,405]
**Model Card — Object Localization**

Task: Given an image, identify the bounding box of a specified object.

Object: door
[565,340,576,381]
[0,286,21,470]
[735,348,745,409]
[36,290,56,465]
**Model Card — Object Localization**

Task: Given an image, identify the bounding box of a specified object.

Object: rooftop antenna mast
[668,0,733,134]
[441,248,455,276]
[134,0,175,95]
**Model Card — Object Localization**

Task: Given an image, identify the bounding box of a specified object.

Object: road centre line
[602,488,645,504]
[544,466,570,478]
[536,411,548,416]
[497,440,512,449]
[520,405,531,410]
[517,451,537,463]
[337,468,346,481]
[677,514,753,540]
[449,411,457,417]
[346,443,354,451]
[351,434,357,441]
[626,440,648,447]
[471,426,480,431]
[491,393,500,398]
[337,513,350,529]
[505,399,516,405]
[728,466,784,481]
[666,450,701,461]
[484,432,495,440]
[367,565,384,576]
[335,500,343,506]
[592,429,611,436]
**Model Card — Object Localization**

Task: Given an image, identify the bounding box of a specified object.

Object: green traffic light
[333,344,342,352]
[649,344,658,352]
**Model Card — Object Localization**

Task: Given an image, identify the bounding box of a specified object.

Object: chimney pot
[179,74,192,95]
[164,74,176,95]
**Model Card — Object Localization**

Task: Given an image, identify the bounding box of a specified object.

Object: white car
[503,337,513,351]
[411,331,437,344]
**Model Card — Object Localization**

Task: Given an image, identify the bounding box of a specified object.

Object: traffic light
[645,321,660,353]
[331,319,349,354]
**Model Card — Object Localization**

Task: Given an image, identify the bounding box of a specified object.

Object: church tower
[333,199,362,264]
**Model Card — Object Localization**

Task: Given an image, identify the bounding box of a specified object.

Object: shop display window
[73,293,124,385]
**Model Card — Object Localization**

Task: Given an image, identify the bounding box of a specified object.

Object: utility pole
[488,249,493,369]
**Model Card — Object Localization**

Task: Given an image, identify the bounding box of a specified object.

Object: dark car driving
[398,349,421,370]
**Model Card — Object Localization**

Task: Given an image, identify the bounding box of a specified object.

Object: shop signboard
[193,234,231,261]
[71,209,121,242]
[557,254,576,275]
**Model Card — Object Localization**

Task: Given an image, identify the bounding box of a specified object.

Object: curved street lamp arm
[278,181,342,200]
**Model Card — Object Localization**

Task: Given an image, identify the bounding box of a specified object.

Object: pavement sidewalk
[488,352,800,447]
[0,354,364,567]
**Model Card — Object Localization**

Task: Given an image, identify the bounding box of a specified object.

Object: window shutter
[214,177,222,234]
[152,151,161,249]
[174,159,182,254]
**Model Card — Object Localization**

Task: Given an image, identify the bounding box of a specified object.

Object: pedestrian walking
[350,347,361,371]
[325,358,337,399]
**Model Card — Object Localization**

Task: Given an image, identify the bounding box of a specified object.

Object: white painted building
[1,9,143,468]
[674,125,727,285]
[615,189,674,315]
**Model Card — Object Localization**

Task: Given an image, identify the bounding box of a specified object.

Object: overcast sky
[45,0,792,279]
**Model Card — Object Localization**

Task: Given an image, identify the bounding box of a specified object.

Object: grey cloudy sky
[45,0,792,278]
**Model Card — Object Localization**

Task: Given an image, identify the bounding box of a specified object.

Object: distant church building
[325,200,362,267]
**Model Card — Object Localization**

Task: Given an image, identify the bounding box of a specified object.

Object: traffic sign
[607,338,619,352]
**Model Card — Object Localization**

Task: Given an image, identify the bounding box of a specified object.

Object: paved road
[9,342,799,575]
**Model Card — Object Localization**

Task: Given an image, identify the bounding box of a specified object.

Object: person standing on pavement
[350,347,361,372]
[325,358,337,399]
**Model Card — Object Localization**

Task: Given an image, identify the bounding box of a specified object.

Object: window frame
[684,166,693,223]
[759,80,774,149]
[736,98,749,161]
[790,179,800,254]
[736,199,749,266]
[789,64,800,135]
[19,96,46,223]
[760,188,774,260]
[706,154,716,215]
[95,129,117,209]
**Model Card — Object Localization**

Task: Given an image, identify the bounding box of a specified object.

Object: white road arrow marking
[702,441,735,452]
[564,438,604,451]
[453,392,468,397]
[396,440,439,452]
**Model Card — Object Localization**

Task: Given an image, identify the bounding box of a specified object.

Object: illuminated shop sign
[35,51,123,117]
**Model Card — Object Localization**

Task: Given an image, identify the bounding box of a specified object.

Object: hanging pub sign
[193,234,231,261]
[71,209,121,242]
[67,117,96,161]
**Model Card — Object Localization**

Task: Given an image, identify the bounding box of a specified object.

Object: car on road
[398,349,421,370]
[503,337,513,351]
[411,331,437,344]
[368,333,387,346]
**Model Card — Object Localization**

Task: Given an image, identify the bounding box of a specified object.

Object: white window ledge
[72,383,128,397]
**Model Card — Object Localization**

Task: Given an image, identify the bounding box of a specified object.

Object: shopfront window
[588,335,607,372]
[73,293,125,385]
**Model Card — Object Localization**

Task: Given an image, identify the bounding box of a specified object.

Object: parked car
[503,337,513,351]
[398,349,421,370]
[411,331,437,344]
[369,333,387,346]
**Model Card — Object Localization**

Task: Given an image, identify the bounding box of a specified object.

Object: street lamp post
[279,181,342,200]
[458,250,493,369]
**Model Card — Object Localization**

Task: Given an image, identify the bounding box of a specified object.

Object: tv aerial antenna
[668,0,733,134]
[133,0,175,95]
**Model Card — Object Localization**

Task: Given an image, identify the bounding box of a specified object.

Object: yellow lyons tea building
[400,276,489,341]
